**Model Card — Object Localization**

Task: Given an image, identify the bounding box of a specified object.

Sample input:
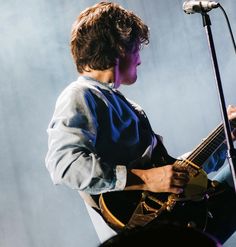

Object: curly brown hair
[70,1,149,73]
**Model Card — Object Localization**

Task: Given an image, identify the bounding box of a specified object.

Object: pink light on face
[119,49,141,86]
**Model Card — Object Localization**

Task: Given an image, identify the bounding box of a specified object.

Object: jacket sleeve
[179,143,227,174]
[202,143,227,173]
[45,86,126,195]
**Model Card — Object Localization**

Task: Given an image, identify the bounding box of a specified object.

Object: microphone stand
[201,12,236,192]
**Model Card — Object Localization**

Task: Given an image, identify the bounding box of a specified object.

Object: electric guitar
[99,120,236,231]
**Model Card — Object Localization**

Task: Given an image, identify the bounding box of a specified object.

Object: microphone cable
[218,3,236,54]
[183,1,236,54]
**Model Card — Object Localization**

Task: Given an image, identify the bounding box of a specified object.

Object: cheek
[120,57,131,69]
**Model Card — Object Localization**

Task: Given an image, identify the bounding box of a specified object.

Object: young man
[45,1,236,244]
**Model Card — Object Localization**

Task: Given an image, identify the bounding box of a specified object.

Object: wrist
[126,169,144,187]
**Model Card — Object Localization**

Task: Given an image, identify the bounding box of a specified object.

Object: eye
[132,43,141,53]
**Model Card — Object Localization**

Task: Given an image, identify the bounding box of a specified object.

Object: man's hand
[130,165,189,194]
[227,105,236,120]
[227,105,236,141]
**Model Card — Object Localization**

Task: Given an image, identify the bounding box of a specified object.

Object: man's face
[118,48,141,86]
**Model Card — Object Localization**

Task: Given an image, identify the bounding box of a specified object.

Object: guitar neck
[186,119,236,167]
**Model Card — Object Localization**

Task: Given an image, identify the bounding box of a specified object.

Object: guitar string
[177,123,224,169]
[187,125,224,164]
[186,119,236,167]
[182,126,224,169]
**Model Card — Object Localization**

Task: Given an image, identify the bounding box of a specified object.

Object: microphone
[183,1,220,14]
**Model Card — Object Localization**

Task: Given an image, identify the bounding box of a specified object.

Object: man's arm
[45,86,126,194]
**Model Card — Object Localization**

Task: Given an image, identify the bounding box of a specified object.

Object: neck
[81,68,114,84]
[80,64,121,89]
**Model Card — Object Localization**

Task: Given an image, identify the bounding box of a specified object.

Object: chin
[129,80,136,85]
[124,76,137,85]
[122,80,136,86]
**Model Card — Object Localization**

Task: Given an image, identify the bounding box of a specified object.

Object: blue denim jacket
[45,76,226,194]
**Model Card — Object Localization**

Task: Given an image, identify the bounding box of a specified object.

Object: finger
[173,172,189,182]
[171,178,188,188]
[233,128,236,138]
[227,105,236,111]
[171,173,189,187]
[172,165,189,174]
[227,105,236,119]
[230,112,236,120]
[169,187,183,194]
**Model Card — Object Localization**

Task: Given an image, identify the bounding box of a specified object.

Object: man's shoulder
[66,77,99,92]
[60,77,102,97]
[56,77,112,106]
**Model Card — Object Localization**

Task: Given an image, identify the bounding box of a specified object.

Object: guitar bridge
[146,194,165,207]
[145,191,177,211]
[126,192,177,228]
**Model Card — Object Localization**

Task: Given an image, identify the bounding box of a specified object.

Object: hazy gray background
[0,0,235,246]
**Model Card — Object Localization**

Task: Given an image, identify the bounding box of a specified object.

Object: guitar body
[99,120,236,231]
[100,167,209,231]
[100,187,208,231]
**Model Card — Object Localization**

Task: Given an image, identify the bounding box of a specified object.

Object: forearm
[124,170,146,190]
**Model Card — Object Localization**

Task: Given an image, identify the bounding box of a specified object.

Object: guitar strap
[79,191,100,210]
[150,133,177,167]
